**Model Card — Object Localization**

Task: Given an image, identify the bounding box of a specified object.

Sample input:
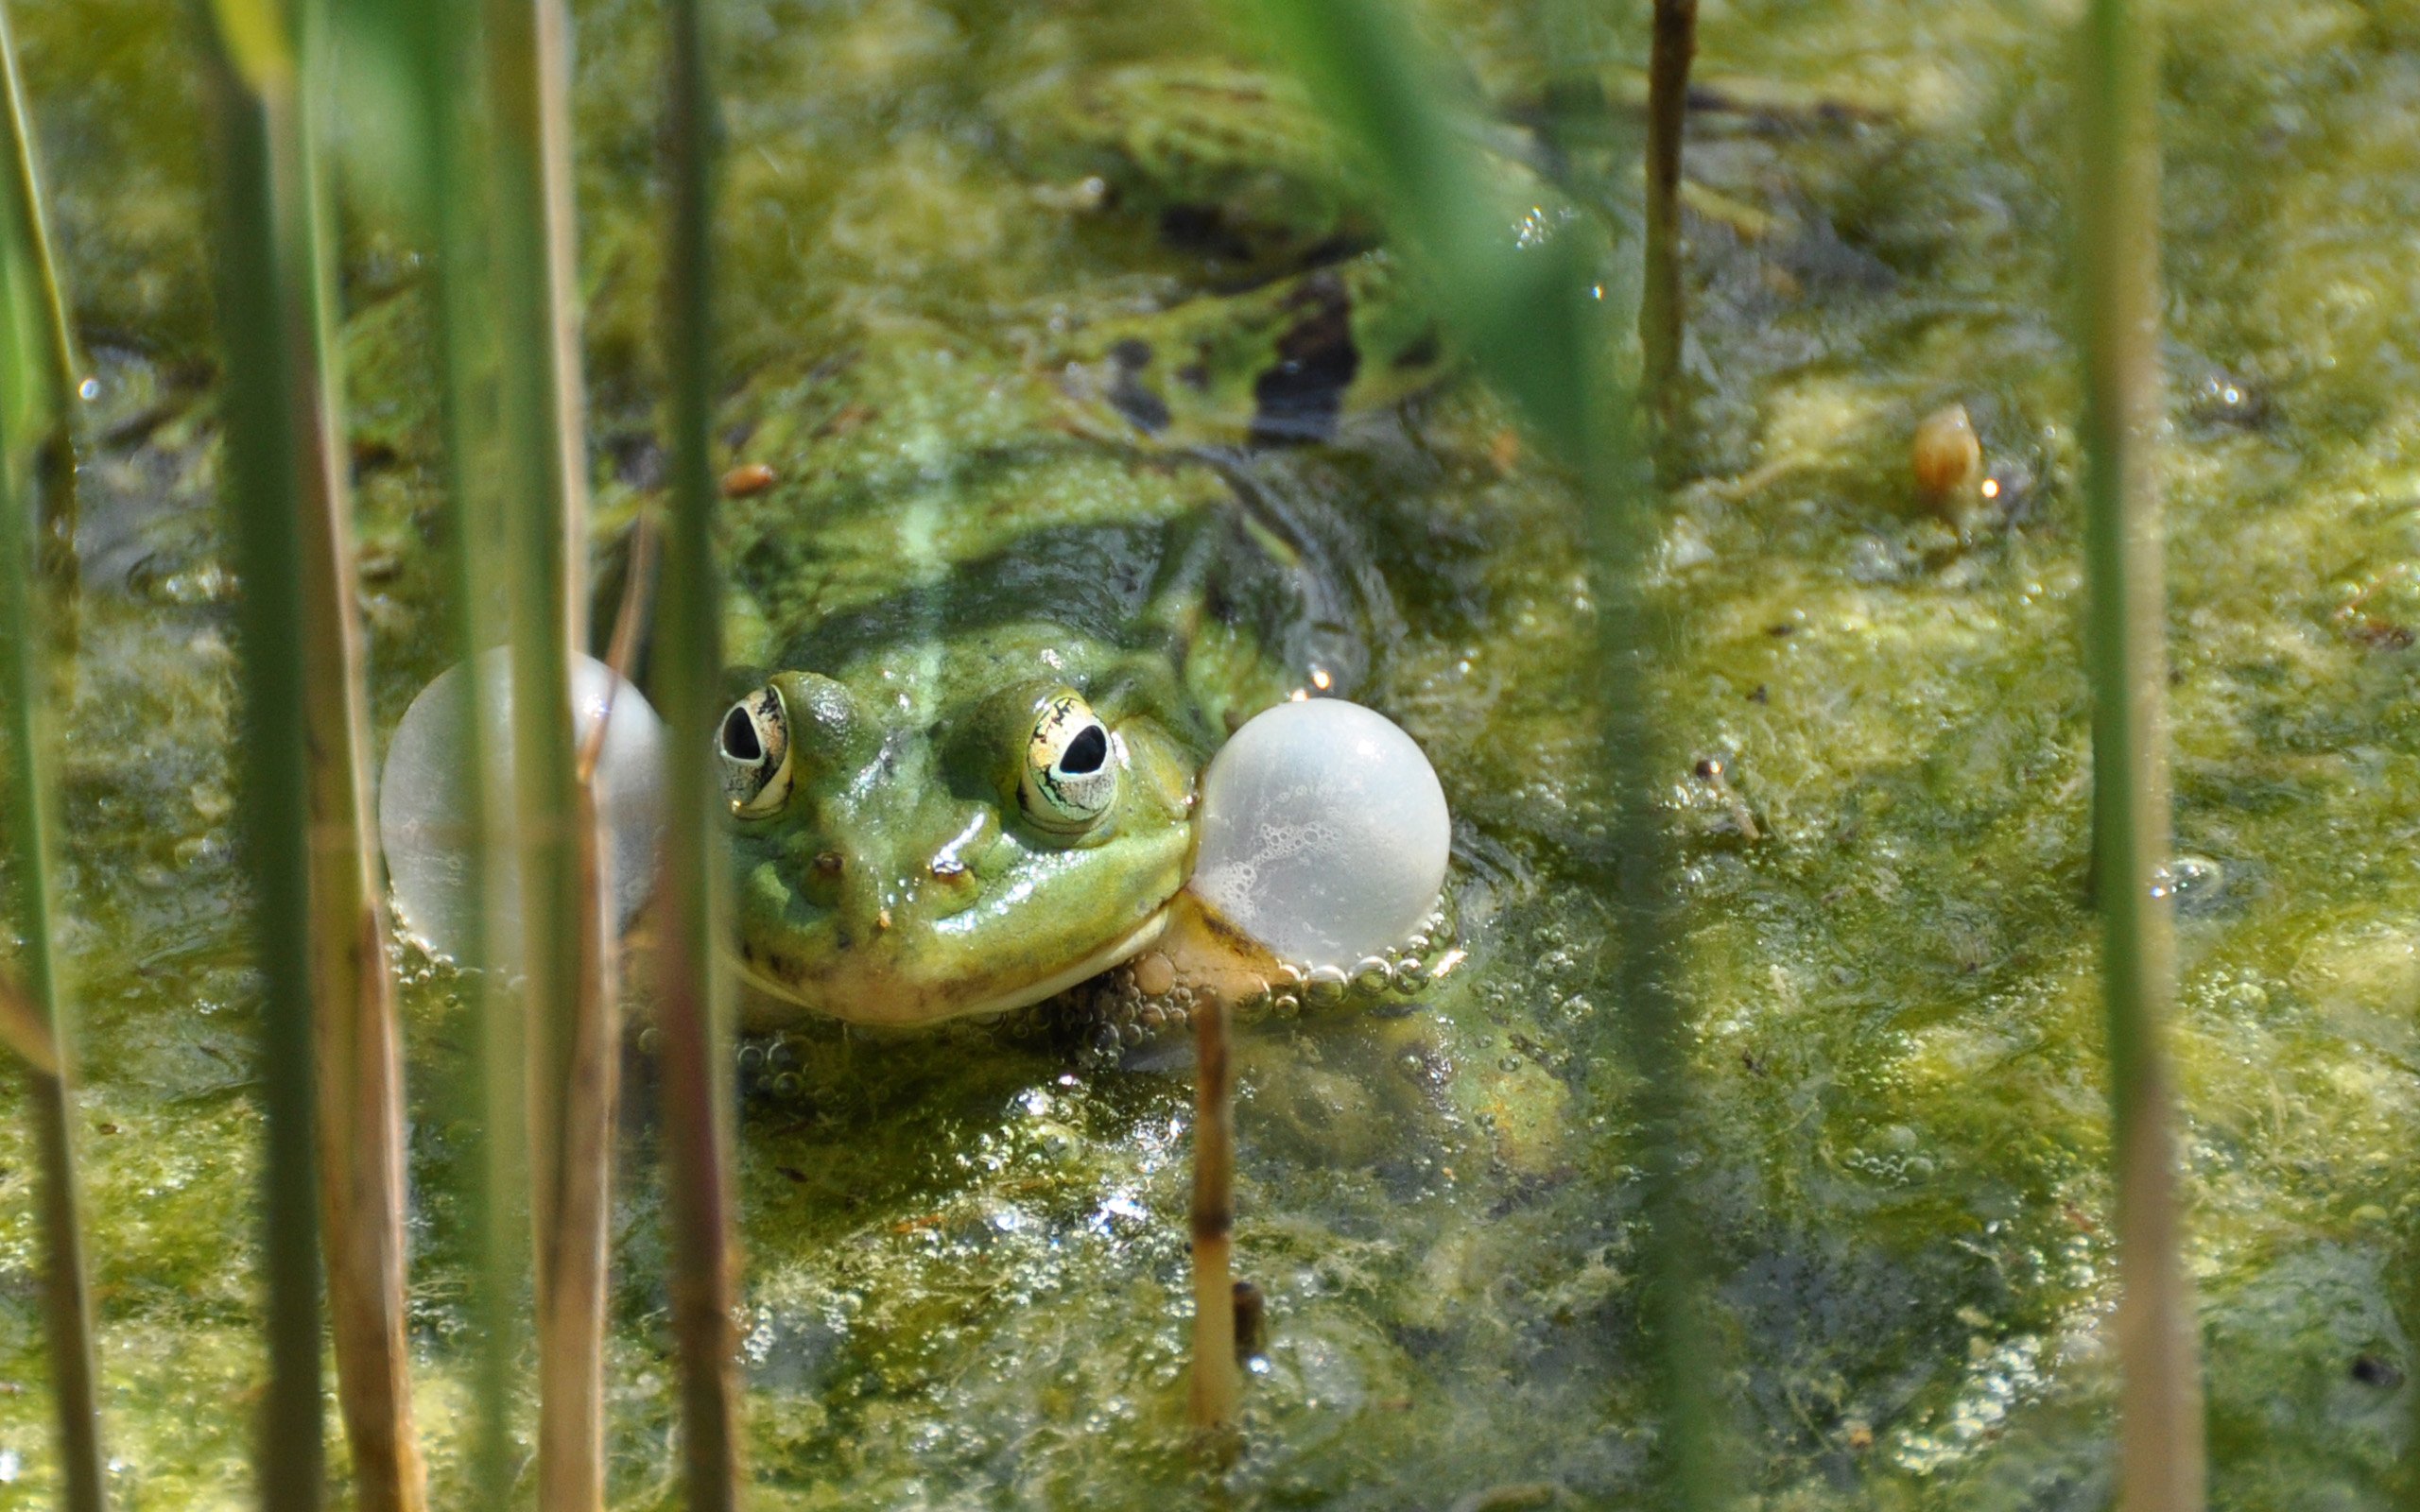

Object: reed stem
[1640,0,1697,459]
[483,0,614,1503]
[0,0,78,611]
[196,11,324,1504]
[0,47,105,1503]
[282,5,427,1503]
[2074,4,2205,1509]
[654,0,745,1501]
[400,0,527,1499]
[1186,991,1239,1441]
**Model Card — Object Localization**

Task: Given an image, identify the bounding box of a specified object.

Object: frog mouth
[730,905,1173,1025]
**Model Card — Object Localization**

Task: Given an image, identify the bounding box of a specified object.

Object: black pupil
[1059,724,1108,775]
[721,705,763,763]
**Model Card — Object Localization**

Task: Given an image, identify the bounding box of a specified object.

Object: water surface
[1,0,2415,1505]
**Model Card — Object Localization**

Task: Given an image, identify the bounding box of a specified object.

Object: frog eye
[717,686,792,816]
[1020,691,1119,832]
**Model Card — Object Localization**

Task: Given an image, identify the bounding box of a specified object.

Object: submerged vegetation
[0,0,2416,1506]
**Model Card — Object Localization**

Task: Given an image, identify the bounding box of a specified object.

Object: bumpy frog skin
[719,629,1205,1027]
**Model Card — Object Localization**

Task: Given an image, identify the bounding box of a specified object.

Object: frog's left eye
[1020,691,1119,832]
[717,686,792,816]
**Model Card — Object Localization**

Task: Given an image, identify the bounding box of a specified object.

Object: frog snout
[821,802,994,944]
[818,850,890,944]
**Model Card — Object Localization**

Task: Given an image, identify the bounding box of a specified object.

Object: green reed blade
[1238,2,1720,1503]
[0,24,105,1505]
[2074,2,2206,1508]
[396,0,527,1498]
[1246,0,1597,463]
[195,12,325,1506]
[0,0,78,610]
[654,0,745,1502]
[481,0,615,1503]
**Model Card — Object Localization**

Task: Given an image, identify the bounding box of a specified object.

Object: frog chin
[732,906,1173,1027]
[948,908,1172,1020]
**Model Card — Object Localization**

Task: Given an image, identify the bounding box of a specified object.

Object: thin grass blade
[0,0,78,610]
[0,28,105,1499]
[481,0,614,1503]
[1236,2,1720,1503]
[1244,0,1599,462]
[1186,992,1239,1442]
[396,0,528,1496]
[2073,3,2206,1508]
[195,9,325,1504]
[277,5,429,1503]
[654,0,744,1502]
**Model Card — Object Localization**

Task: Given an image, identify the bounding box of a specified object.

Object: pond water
[3,0,2417,1506]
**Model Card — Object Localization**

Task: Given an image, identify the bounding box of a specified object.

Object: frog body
[1055,255,1446,448]
[712,65,1462,1030]
[1009,62,1372,285]
[1014,60,1457,447]
[719,472,1299,1027]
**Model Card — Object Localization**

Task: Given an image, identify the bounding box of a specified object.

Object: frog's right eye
[1020,690,1119,833]
[717,686,792,816]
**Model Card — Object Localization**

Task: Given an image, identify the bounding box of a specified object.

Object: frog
[701,61,1468,1034]
[712,556,1225,1029]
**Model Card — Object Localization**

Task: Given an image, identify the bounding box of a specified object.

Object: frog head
[715,665,1199,1027]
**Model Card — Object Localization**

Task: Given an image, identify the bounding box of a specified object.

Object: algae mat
[0,0,2415,1505]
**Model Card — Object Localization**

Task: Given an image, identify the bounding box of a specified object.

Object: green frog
[706,63,1461,1033]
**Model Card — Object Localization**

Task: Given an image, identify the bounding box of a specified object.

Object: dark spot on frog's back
[1106,338,1171,435]
[1159,204,1256,265]
[1250,269,1358,446]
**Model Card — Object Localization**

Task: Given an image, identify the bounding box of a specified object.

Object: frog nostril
[814,850,844,878]
[930,857,967,880]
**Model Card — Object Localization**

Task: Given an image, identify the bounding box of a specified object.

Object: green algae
[0,0,2414,1506]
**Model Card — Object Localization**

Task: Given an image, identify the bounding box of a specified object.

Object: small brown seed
[1910,403,1981,499]
[720,461,778,498]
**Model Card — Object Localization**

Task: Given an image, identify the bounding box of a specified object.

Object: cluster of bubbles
[652,1026,818,1100]
[1064,897,1461,1062]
